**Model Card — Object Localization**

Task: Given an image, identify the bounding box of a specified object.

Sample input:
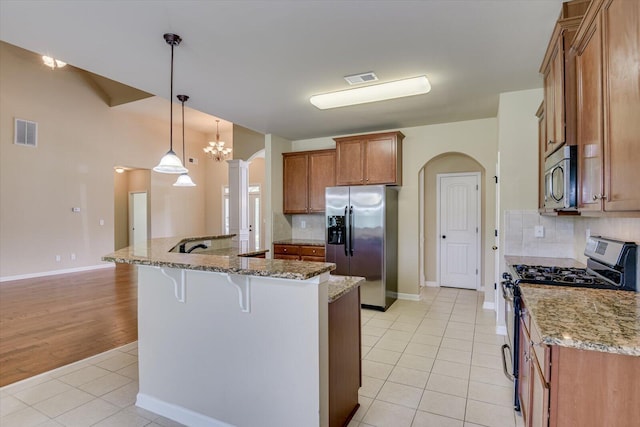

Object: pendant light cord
[170,42,174,152]
[181,98,186,163]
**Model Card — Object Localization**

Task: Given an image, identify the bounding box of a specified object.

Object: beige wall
[0,42,209,278]
[423,154,486,283]
[265,134,292,252]
[293,118,499,299]
[233,124,265,161]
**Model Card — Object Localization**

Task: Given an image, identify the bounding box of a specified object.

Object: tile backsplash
[291,214,326,241]
[504,210,575,258]
[504,209,640,261]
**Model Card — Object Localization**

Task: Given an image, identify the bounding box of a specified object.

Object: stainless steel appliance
[325,185,398,311]
[544,145,577,210]
[500,236,637,411]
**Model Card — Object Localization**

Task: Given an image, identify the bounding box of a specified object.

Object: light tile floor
[352,287,524,427]
[0,287,524,427]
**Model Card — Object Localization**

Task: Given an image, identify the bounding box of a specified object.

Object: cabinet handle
[592,194,606,201]
[548,140,554,145]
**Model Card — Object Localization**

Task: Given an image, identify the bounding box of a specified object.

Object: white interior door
[129,192,147,246]
[249,186,261,251]
[438,173,480,289]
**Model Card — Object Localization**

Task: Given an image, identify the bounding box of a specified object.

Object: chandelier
[204,120,232,161]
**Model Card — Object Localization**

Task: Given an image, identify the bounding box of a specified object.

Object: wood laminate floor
[0,264,137,387]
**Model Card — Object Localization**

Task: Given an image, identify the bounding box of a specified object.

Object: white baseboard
[0,263,114,283]
[397,292,420,301]
[496,325,507,336]
[137,393,233,427]
[425,281,438,288]
[482,301,495,310]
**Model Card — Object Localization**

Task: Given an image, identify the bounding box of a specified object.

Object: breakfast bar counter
[103,235,362,427]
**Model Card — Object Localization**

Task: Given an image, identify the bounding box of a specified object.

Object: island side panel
[136,266,329,427]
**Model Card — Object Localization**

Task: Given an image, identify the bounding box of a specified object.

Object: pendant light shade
[154,33,188,174]
[173,173,196,187]
[173,94,196,187]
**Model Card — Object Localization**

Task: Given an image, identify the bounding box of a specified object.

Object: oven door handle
[501,281,513,302]
[501,344,515,381]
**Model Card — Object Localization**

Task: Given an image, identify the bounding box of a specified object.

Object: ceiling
[0,0,564,141]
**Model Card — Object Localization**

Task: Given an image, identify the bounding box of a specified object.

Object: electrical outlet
[56,255,61,262]
[301,220,306,229]
[586,228,591,239]
[99,219,105,226]
[534,225,544,238]
[71,253,76,261]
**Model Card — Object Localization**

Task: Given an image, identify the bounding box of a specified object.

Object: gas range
[508,236,638,292]
[511,264,623,290]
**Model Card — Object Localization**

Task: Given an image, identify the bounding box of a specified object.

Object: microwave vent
[14,118,38,147]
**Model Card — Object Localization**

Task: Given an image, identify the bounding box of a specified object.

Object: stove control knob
[502,272,512,280]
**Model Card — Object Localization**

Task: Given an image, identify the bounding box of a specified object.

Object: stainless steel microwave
[544,145,577,210]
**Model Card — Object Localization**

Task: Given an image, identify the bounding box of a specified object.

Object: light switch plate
[534,225,544,238]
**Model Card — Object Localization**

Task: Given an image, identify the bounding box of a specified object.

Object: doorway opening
[420,153,485,290]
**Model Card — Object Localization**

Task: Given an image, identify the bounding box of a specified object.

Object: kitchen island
[103,235,363,427]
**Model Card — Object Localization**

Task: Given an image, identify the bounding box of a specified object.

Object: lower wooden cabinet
[519,301,640,427]
[328,286,361,427]
[273,244,325,262]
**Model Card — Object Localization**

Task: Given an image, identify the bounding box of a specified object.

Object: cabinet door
[537,104,546,210]
[336,139,364,185]
[602,0,640,211]
[530,358,550,427]
[543,35,566,157]
[518,317,532,425]
[364,135,400,185]
[576,12,604,211]
[283,153,309,214]
[309,151,336,212]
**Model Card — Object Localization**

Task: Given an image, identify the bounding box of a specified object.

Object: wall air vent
[14,119,38,147]
[344,72,378,85]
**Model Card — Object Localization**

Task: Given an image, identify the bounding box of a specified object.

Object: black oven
[500,236,637,412]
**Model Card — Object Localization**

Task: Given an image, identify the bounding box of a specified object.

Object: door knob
[442,235,446,239]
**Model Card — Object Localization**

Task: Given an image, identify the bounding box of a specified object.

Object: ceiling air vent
[14,118,38,147]
[344,72,378,85]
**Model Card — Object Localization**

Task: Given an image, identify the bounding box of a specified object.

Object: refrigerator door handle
[344,206,349,257]
[349,206,354,256]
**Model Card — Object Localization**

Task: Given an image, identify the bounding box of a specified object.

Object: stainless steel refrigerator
[325,185,398,311]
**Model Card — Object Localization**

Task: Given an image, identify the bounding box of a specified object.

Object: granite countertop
[504,255,586,269]
[102,236,335,280]
[519,284,640,356]
[273,239,326,247]
[327,275,364,303]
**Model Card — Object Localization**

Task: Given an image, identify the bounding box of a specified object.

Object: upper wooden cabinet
[334,131,404,186]
[574,0,640,213]
[283,149,335,214]
[539,0,588,158]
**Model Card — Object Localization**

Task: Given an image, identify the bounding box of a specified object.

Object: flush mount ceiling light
[309,75,431,110]
[173,94,196,187]
[204,120,232,162]
[153,33,188,174]
[42,55,66,69]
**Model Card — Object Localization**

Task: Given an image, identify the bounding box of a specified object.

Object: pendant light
[153,33,188,174]
[173,95,196,187]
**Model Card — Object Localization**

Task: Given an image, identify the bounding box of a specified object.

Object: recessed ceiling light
[310,75,431,110]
